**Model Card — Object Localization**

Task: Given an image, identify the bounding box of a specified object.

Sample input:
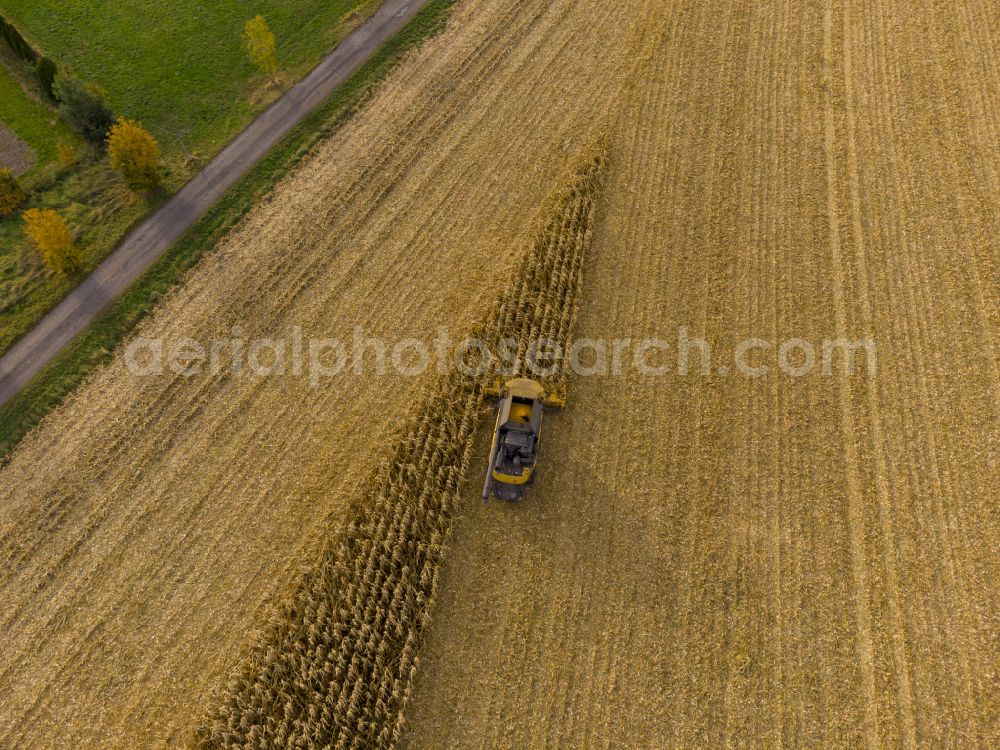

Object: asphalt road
[0,0,430,409]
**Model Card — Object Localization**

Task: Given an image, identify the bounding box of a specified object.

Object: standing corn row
[193,148,606,750]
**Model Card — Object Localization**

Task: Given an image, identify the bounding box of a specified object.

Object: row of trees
[0,68,160,274]
[1,14,58,100]
[49,69,160,188]
[0,112,159,275]
[0,14,164,275]
[1,15,279,276]
[1,113,159,274]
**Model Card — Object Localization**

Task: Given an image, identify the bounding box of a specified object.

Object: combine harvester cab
[482,378,565,503]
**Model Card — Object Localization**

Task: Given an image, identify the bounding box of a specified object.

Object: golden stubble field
[402,0,998,748]
[0,0,997,748]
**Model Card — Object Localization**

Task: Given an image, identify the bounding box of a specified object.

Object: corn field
[194,150,606,749]
[0,0,996,748]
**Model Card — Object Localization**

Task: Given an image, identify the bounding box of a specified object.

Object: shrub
[0,168,28,216]
[0,18,38,63]
[22,208,81,275]
[36,56,58,99]
[57,142,79,169]
[53,71,115,144]
[0,15,38,62]
[106,116,160,188]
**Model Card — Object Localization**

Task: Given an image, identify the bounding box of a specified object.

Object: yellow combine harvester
[481,378,566,503]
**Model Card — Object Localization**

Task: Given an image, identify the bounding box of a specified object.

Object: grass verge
[0,0,457,463]
[0,160,152,354]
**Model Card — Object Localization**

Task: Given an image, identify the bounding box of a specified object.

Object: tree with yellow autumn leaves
[244,15,278,85]
[106,116,160,189]
[22,208,81,275]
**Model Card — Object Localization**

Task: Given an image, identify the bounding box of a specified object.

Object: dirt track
[402,0,999,747]
[0,0,997,748]
[0,123,34,174]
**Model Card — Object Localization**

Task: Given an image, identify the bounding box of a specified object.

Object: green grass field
[0,0,379,172]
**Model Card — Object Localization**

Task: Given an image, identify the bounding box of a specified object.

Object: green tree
[36,56,58,99]
[53,71,114,144]
[0,168,27,216]
[22,208,81,275]
[243,15,277,84]
[106,116,160,188]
